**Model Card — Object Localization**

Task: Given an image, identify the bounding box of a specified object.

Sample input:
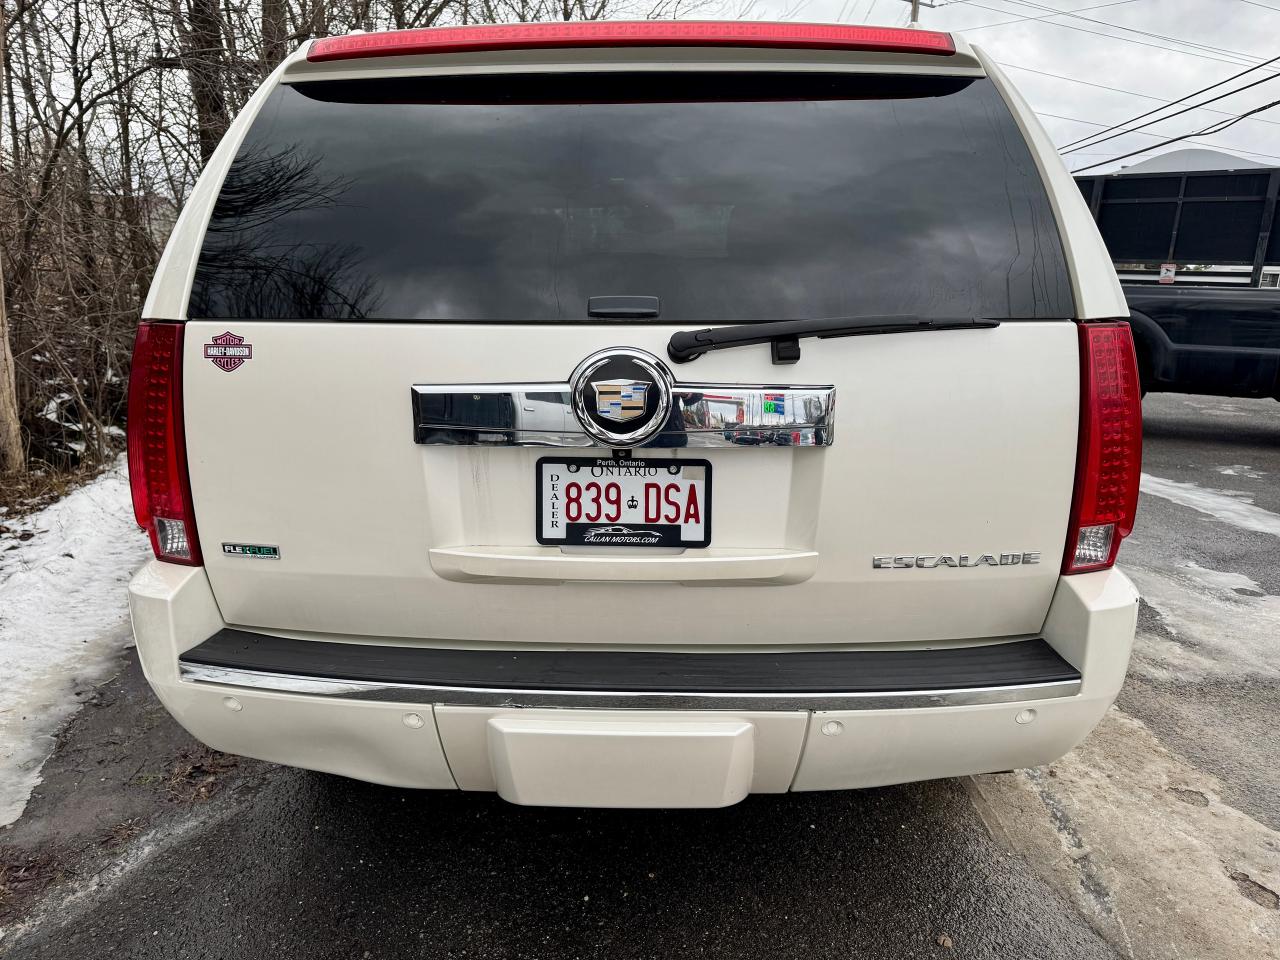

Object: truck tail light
[127,322,202,565]
[308,22,956,62]
[1063,322,1142,574]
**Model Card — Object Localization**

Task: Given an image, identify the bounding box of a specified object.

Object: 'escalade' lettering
[873,552,1041,570]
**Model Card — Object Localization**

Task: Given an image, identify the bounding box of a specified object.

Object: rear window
[189,72,1073,322]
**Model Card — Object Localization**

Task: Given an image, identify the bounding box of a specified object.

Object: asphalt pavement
[1118,393,1280,831]
[1,391,1277,959]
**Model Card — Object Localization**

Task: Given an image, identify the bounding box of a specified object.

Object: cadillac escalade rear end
[127,21,1142,808]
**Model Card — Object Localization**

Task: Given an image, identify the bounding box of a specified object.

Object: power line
[1237,0,1280,11]
[1058,52,1280,150]
[941,2,1280,168]
[959,0,1141,33]
[1060,136,1280,163]
[1070,97,1280,172]
[954,0,1270,65]
[952,0,1278,71]
[1035,111,1280,165]
[975,0,1270,65]
[959,3,1260,68]
[997,61,1280,130]
[1061,68,1280,155]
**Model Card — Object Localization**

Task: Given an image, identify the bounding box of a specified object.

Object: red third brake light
[127,322,202,565]
[1063,322,1143,574]
[308,21,956,62]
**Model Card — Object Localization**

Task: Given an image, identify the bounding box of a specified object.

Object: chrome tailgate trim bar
[411,382,835,447]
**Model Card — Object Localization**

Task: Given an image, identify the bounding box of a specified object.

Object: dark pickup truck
[1073,165,1280,400]
[1126,284,1280,400]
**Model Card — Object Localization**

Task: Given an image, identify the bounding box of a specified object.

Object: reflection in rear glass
[190,73,1073,322]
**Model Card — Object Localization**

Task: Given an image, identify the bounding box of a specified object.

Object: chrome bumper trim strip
[178,663,1081,711]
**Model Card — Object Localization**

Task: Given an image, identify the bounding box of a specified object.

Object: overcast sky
[740,0,1280,174]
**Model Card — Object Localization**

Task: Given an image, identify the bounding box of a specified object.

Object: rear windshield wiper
[667,315,1000,365]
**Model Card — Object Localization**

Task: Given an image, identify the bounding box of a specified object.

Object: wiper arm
[666,315,1000,365]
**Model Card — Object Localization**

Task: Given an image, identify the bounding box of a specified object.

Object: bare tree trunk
[0,3,25,476]
[181,0,229,164]
[262,0,287,69]
[0,250,24,476]
[2,1,21,164]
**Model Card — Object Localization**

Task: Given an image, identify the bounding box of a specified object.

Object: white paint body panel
[182,320,1078,645]
[486,716,757,808]
[131,33,1140,803]
[149,40,1113,648]
[129,562,1137,805]
[437,706,807,796]
[794,569,1137,790]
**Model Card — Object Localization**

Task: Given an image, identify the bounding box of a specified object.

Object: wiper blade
[666,315,1000,365]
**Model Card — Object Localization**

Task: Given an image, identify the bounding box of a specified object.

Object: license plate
[537,457,711,548]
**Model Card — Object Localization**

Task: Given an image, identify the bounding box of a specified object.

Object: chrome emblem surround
[569,347,673,447]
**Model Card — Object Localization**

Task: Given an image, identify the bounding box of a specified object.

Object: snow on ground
[0,459,149,826]
[1139,474,1280,538]
[1125,554,1280,681]
[1124,471,1280,682]
[1215,465,1267,480]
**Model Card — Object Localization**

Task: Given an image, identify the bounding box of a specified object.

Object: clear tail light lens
[1063,322,1142,574]
[127,322,202,565]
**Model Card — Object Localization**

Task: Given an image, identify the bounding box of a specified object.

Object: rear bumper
[176,629,1084,711]
[128,562,1138,807]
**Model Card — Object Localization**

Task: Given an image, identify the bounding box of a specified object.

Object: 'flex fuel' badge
[222,543,279,559]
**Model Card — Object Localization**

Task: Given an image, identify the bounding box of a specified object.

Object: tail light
[1063,322,1142,574]
[308,22,956,62]
[127,322,202,565]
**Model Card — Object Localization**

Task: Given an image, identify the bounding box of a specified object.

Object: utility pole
[892,0,944,26]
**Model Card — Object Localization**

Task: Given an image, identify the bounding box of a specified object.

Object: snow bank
[0,459,149,826]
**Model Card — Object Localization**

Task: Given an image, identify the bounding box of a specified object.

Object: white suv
[127,21,1142,808]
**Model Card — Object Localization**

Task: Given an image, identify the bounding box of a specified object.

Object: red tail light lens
[308,22,956,62]
[127,322,202,565]
[1063,322,1142,574]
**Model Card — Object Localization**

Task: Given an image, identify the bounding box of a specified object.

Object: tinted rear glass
[189,73,1073,322]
